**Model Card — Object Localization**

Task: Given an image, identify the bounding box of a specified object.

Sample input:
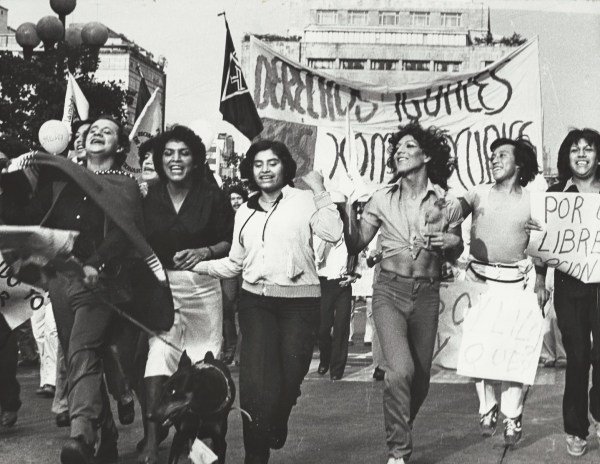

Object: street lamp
[50,0,77,26]
[15,23,41,60]
[15,0,108,58]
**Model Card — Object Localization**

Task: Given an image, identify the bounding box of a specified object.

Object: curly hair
[239,139,296,191]
[152,125,207,182]
[138,136,159,164]
[386,122,453,189]
[556,128,600,182]
[490,137,540,187]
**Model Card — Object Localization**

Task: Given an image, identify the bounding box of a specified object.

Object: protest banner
[433,280,487,369]
[244,36,543,195]
[457,287,543,385]
[0,253,47,329]
[126,88,162,179]
[527,192,600,283]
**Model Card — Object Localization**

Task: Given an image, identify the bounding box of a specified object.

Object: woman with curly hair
[341,122,464,464]
[138,125,234,464]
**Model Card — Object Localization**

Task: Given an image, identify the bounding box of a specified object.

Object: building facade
[243,0,517,86]
[207,133,238,179]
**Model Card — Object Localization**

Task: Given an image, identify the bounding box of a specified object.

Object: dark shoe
[479,404,498,437]
[95,438,118,463]
[36,384,56,398]
[0,410,18,427]
[363,341,372,347]
[317,363,329,375]
[330,375,342,381]
[503,415,523,448]
[56,411,70,428]
[244,449,270,464]
[60,437,94,464]
[269,422,288,450]
[373,367,385,381]
[117,399,135,425]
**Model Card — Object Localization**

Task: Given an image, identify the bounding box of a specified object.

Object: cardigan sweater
[194,186,342,298]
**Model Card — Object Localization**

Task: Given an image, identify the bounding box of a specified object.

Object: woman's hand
[426,232,461,250]
[525,219,543,235]
[534,273,550,313]
[301,170,326,194]
[173,248,211,270]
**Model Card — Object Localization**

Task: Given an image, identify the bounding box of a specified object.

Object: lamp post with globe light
[15,0,108,60]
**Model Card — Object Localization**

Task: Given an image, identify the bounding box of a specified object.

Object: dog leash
[86,286,184,354]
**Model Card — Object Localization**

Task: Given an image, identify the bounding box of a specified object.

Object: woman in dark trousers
[533,128,600,458]
[194,140,342,463]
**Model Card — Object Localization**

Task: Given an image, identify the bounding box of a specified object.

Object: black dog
[151,350,236,464]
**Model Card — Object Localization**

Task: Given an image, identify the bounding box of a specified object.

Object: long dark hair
[556,128,600,182]
[386,122,453,189]
[490,137,540,186]
[239,139,297,191]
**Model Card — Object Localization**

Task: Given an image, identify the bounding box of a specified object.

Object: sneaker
[386,458,406,464]
[503,415,522,447]
[566,435,587,457]
[479,404,498,437]
[591,418,600,440]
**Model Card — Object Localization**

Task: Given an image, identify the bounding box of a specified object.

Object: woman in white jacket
[194,139,342,464]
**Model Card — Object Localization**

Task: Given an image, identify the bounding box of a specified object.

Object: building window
[440,12,462,27]
[410,12,430,27]
[402,60,430,71]
[307,58,336,70]
[317,10,339,25]
[434,61,462,72]
[371,59,398,70]
[348,10,369,26]
[379,11,399,26]
[340,59,366,70]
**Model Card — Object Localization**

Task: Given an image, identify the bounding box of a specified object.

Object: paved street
[1,306,597,464]
[2,348,598,464]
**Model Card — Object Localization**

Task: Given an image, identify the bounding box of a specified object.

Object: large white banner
[457,287,544,385]
[245,37,542,194]
[527,192,600,283]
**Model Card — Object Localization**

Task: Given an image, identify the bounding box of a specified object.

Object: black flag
[135,76,151,121]
[219,20,263,140]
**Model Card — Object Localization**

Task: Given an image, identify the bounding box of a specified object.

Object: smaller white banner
[457,287,543,385]
[527,192,600,283]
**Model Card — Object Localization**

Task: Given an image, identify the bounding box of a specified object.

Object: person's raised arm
[302,171,343,243]
[338,201,379,255]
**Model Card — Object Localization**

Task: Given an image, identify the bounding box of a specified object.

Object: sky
[1,0,599,159]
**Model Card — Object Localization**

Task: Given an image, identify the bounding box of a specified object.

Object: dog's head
[152,350,235,431]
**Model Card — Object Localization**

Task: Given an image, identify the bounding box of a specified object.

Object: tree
[0,44,134,149]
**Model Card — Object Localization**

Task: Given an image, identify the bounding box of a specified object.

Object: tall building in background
[207,133,238,179]
[243,0,519,86]
[0,6,166,129]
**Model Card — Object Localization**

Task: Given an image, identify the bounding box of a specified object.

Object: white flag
[62,72,90,127]
[125,88,162,179]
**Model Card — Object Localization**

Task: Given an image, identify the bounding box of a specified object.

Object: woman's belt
[466,260,525,284]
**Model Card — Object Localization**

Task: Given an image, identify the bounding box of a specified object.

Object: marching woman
[138,125,234,464]
[340,123,463,464]
[532,128,600,458]
[193,139,342,464]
